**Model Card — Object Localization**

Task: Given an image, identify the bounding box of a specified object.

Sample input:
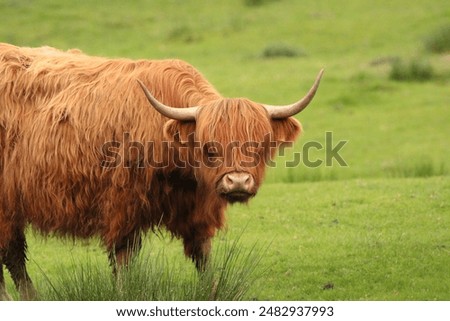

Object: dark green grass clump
[37,237,265,301]
[424,24,450,53]
[243,0,278,7]
[389,57,435,81]
[383,159,447,178]
[260,43,306,59]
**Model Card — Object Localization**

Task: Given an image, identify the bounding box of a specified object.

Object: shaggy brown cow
[0,43,323,300]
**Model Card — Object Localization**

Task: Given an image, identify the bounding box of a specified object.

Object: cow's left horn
[137,79,198,121]
[264,69,324,119]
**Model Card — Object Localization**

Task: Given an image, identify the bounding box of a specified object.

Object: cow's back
[0,44,165,237]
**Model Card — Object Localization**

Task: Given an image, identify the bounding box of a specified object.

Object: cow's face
[162,99,301,203]
[197,99,302,203]
[137,69,323,203]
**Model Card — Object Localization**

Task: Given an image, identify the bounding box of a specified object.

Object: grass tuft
[260,42,306,59]
[384,159,447,178]
[243,0,278,7]
[166,24,202,43]
[423,24,450,53]
[389,57,435,81]
[37,235,266,301]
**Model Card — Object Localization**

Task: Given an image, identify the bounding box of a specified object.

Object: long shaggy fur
[0,43,302,297]
[0,43,222,247]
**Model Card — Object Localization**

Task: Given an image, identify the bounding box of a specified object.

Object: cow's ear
[163,119,196,142]
[271,117,302,143]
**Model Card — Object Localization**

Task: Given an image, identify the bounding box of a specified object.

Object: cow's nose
[223,172,254,192]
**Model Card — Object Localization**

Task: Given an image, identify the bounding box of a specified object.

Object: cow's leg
[3,230,37,300]
[0,260,12,301]
[108,231,142,274]
[0,212,13,300]
[183,228,213,272]
[192,237,212,272]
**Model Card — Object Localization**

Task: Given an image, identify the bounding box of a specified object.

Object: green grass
[238,177,450,300]
[4,177,449,300]
[34,235,265,301]
[424,23,450,53]
[260,42,306,58]
[0,0,449,300]
[389,57,435,81]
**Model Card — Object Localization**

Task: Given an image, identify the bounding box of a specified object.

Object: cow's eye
[204,146,216,158]
[203,143,221,158]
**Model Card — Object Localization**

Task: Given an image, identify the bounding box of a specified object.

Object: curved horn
[137,79,198,121]
[264,69,324,119]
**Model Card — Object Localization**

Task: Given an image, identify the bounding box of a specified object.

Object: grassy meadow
[0,0,449,300]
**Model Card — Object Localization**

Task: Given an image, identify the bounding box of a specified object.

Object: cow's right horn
[137,79,198,121]
[263,69,324,119]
